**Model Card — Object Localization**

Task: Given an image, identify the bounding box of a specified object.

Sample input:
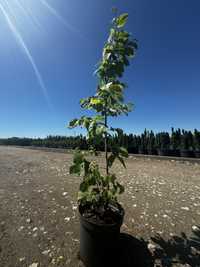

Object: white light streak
[15,0,43,31]
[0,0,85,109]
[39,0,83,37]
[0,2,51,108]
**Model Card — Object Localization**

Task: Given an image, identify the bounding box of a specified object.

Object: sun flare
[0,0,76,108]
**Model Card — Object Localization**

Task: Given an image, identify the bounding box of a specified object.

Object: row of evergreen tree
[0,128,200,158]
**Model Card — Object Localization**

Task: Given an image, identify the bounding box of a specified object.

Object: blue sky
[0,0,200,138]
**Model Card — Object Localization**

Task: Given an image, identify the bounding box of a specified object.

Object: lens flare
[15,0,43,31]
[39,0,84,38]
[0,1,51,108]
[0,0,84,109]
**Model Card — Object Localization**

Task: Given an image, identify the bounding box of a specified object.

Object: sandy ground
[0,146,200,267]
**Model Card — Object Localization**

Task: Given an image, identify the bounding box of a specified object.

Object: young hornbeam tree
[68,12,137,213]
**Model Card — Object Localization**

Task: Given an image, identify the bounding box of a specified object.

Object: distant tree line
[0,135,88,150]
[0,128,200,158]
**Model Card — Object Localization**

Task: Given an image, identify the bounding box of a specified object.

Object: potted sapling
[68,11,137,267]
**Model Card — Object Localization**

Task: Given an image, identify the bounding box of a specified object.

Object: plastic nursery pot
[180,150,194,158]
[79,204,124,267]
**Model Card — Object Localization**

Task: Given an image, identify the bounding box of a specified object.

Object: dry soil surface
[0,146,200,267]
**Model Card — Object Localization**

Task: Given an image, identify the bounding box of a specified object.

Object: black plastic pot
[195,151,200,158]
[79,205,124,267]
[180,150,194,158]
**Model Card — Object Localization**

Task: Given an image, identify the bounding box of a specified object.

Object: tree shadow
[78,232,154,267]
[115,226,200,267]
[78,227,200,267]
[114,232,154,267]
[151,226,200,267]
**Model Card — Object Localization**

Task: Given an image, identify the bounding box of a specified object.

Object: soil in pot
[79,203,124,267]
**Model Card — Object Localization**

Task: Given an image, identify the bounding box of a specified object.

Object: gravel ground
[0,146,200,267]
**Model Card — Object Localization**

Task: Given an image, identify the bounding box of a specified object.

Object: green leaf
[129,40,138,50]
[119,147,128,158]
[117,156,126,168]
[94,115,104,121]
[108,83,124,93]
[107,174,117,184]
[79,181,89,192]
[73,150,84,164]
[116,13,128,28]
[116,182,125,194]
[96,125,107,136]
[68,119,78,128]
[125,47,134,57]
[108,153,116,167]
[69,164,81,175]
[83,159,90,176]
[83,117,90,129]
[78,191,88,202]
[90,98,102,105]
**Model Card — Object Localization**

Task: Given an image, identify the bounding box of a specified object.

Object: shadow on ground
[151,226,200,267]
[116,232,154,267]
[78,228,200,267]
[112,226,200,267]
[78,232,154,267]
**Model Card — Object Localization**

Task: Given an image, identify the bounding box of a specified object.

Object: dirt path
[0,146,200,267]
